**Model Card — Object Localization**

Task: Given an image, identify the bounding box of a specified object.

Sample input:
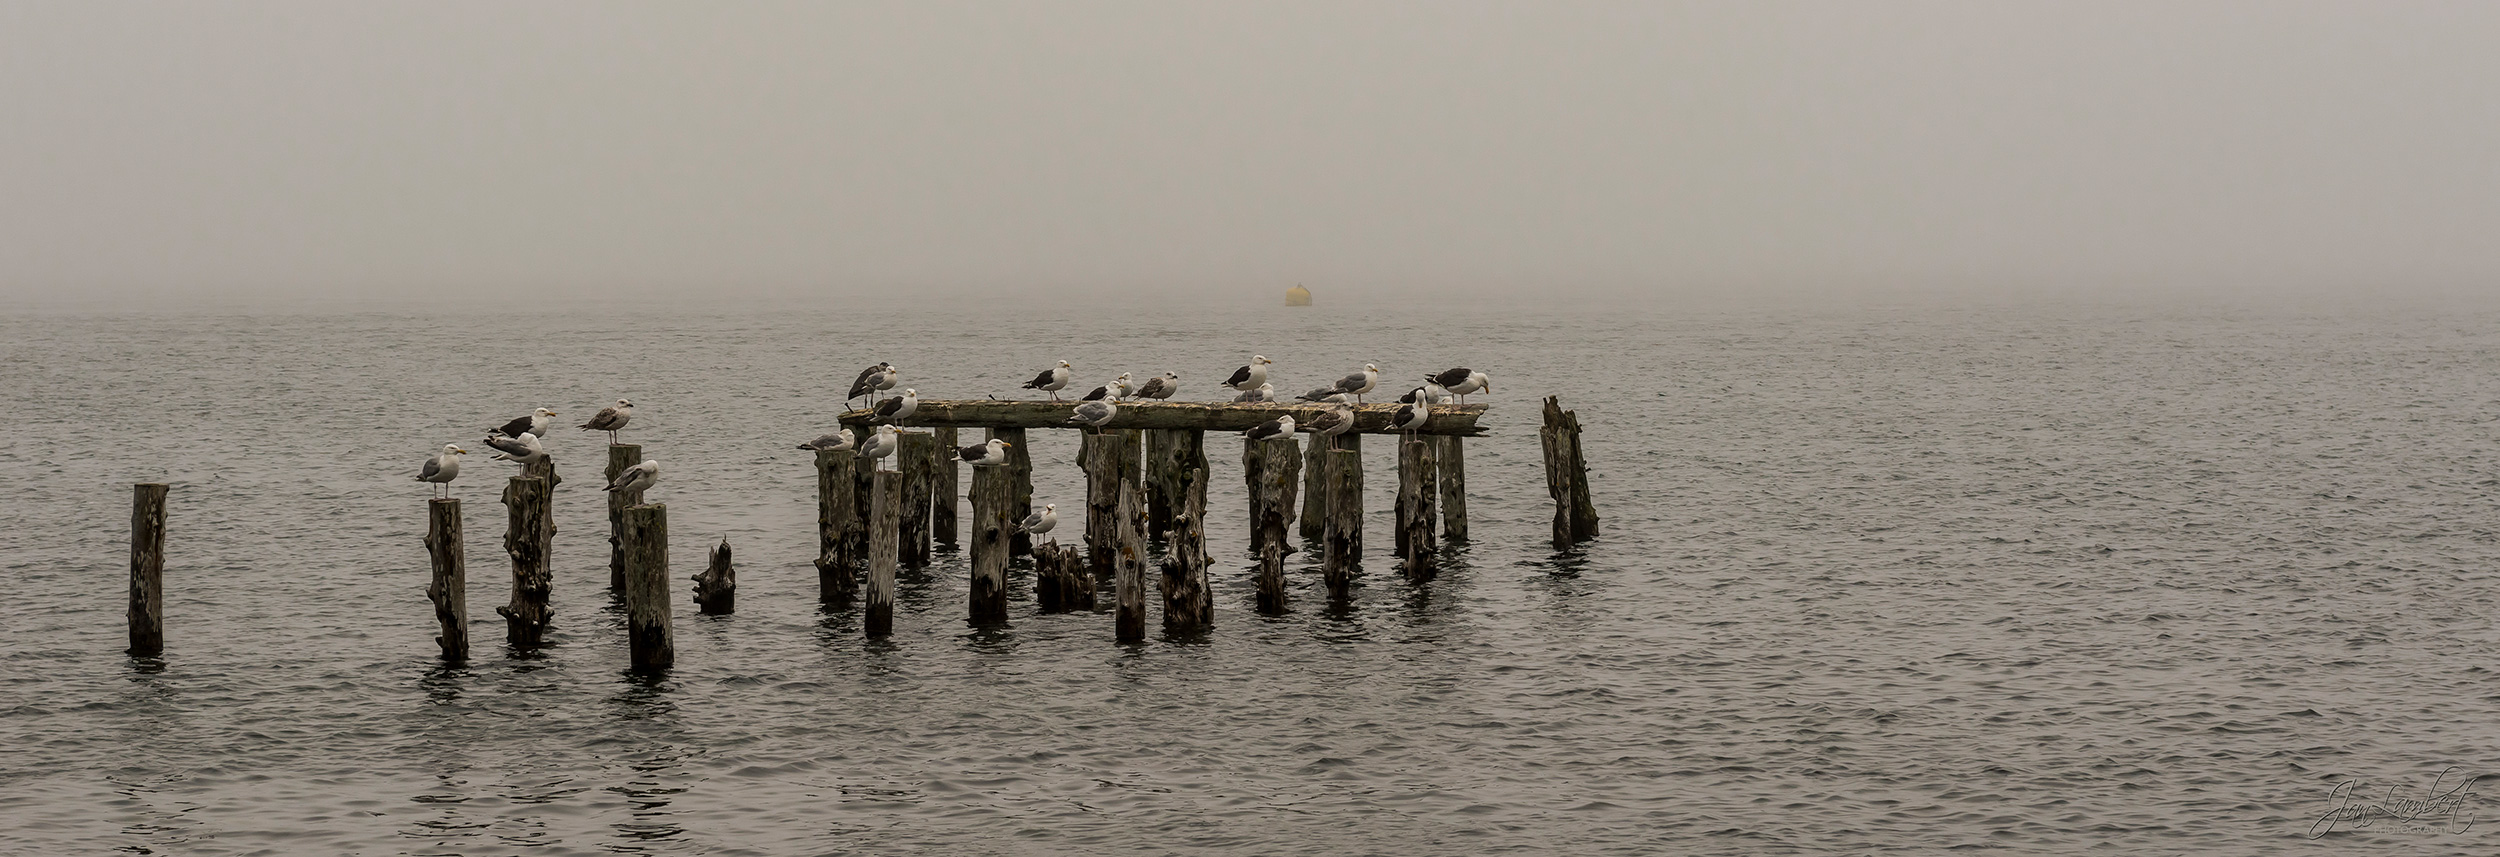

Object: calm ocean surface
[3,293,2496,855]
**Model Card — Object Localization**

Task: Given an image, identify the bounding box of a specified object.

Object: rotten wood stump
[1397,436,1438,581]
[622,503,674,672]
[867,471,901,637]
[899,431,935,567]
[933,426,960,546]
[1159,467,1212,630]
[1244,435,1300,613]
[425,497,468,661]
[1323,443,1363,596]
[813,447,861,604]
[496,475,554,650]
[692,536,735,615]
[605,444,641,591]
[1438,435,1469,542]
[1082,431,1133,577]
[1146,428,1206,535]
[1540,396,1601,549]
[993,426,1034,557]
[1114,482,1146,643]
[1035,541,1094,613]
[128,483,167,657]
[969,461,1012,625]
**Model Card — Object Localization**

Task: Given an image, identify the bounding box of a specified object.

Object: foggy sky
[3,1,2496,305]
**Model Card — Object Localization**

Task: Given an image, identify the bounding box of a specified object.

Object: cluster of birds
[1039,356,1490,443]
[413,399,652,498]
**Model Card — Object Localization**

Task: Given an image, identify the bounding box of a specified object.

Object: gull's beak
[1001,442,1015,447]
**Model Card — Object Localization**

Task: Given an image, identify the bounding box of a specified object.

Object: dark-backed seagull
[848,363,896,407]
[955,437,1012,466]
[1389,396,1430,436]
[1244,413,1296,442]
[1023,360,1073,401]
[491,407,557,439]
[871,388,919,424]
[1431,367,1490,403]
[1222,356,1272,392]
[484,431,548,465]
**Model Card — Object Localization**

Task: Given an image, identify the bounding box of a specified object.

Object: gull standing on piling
[1390,393,1431,436]
[871,388,919,424]
[1134,372,1179,400]
[1244,413,1296,442]
[1068,399,1118,432]
[490,407,557,439]
[955,437,1012,467]
[848,363,897,407]
[858,425,899,471]
[1332,364,1380,404]
[1222,356,1272,393]
[607,460,660,494]
[415,444,467,497]
[1017,503,1058,538]
[1023,360,1073,401]
[797,432,854,452]
[1438,369,1490,404]
[484,431,548,465]
[1234,382,1276,403]
[580,399,634,444]
[1302,404,1357,447]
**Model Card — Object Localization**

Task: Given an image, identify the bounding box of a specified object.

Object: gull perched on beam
[955,437,1012,467]
[1294,386,1348,404]
[1233,382,1276,403]
[579,399,633,444]
[1068,399,1118,432]
[1301,404,1356,449]
[1244,413,1296,442]
[415,444,466,497]
[871,388,919,424]
[1023,360,1073,401]
[1331,364,1380,404]
[1429,367,1491,404]
[1222,355,1272,393]
[1389,394,1431,437]
[1134,372,1179,400]
[490,407,556,439]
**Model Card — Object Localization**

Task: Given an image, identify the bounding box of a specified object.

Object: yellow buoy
[1285,284,1312,307]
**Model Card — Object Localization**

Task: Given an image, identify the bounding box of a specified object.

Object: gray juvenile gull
[955,437,1012,466]
[1233,382,1276,403]
[857,425,899,471]
[1023,360,1073,401]
[606,460,660,494]
[1244,413,1296,442]
[1068,399,1118,432]
[848,363,896,407]
[1331,363,1380,404]
[415,443,467,497]
[1134,372,1179,400]
[1294,386,1348,404]
[490,407,557,439]
[579,399,634,444]
[871,388,919,424]
[797,432,855,452]
[484,431,548,465]
[1017,503,1058,537]
[1222,355,1272,392]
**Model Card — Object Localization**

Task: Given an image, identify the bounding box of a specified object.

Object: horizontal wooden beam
[839,400,1489,436]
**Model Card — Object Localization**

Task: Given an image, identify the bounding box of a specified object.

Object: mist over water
[3,292,2496,854]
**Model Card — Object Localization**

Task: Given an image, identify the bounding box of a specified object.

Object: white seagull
[1222,355,1272,392]
[1023,360,1073,401]
[1068,399,1118,432]
[606,460,660,494]
[483,431,548,465]
[1017,503,1058,537]
[871,388,919,424]
[1331,364,1380,404]
[857,425,899,471]
[1430,367,1491,404]
[579,399,633,444]
[415,444,466,497]
[1134,372,1179,400]
[955,438,1013,466]
[1294,386,1348,404]
[1108,372,1136,401]
[490,407,557,439]
[1302,404,1357,449]
[1233,382,1276,403]
[1244,413,1296,442]
[848,363,897,407]
[797,432,854,452]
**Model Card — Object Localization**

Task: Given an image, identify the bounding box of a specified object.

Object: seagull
[1134,372,1179,400]
[1399,383,1453,405]
[1023,360,1073,401]
[1017,503,1058,537]
[797,432,855,452]
[490,407,557,439]
[857,425,899,471]
[1430,367,1490,404]
[1108,372,1136,401]
[606,459,660,494]
[415,444,466,497]
[1233,382,1276,403]
[1332,363,1380,404]
[1294,386,1348,404]
[1301,404,1357,449]
[871,388,919,424]
[1068,399,1117,432]
[955,437,1012,466]
[483,431,548,465]
[1244,413,1296,442]
[1389,395,1430,437]
[579,399,633,444]
[1222,355,1272,392]
[1078,384,1112,402]
[848,363,896,407]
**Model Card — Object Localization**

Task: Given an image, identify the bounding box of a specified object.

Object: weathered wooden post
[1437,435,1469,542]
[933,426,959,546]
[604,444,641,591]
[424,498,468,661]
[496,475,553,649]
[1114,483,1146,643]
[692,536,734,615]
[995,426,1034,557]
[1160,468,1212,629]
[813,447,860,604]
[969,459,1012,625]
[1082,431,1132,577]
[1245,435,1300,612]
[1323,440,1363,596]
[1540,396,1601,548]
[1146,429,1205,534]
[1300,438,1327,544]
[127,483,167,657]
[621,503,674,672]
[898,431,935,567]
[1035,542,1094,612]
[867,470,901,637]
[1397,437,1438,581]
[1566,410,1599,542]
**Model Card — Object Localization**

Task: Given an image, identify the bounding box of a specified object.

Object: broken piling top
[1285,284,1311,306]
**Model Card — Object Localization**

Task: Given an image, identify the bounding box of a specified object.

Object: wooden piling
[843,399,1490,435]
[692,536,735,615]
[127,483,166,657]
[969,462,1012,625]
[867,470,901,637]
[1114,482,1146,643]
[1146,429,1206,534]
[1159,467,1212,629]
[933,426,959,546]
[1246,435,1300,612]
[1035,541,1095,612]
[1397,437,1438,581]
[424,497,468,661]
[1437,435,1469,542]
[993,426,1034,557]
[813,448,860,604]
[1540,396,1601,548]
[1323,442,1363,596]
[898,431,935,567]
[621,503,674,672]
[495,476,553,649]
[1299,437,1326,544]
[1082,431,1133,577]
[605,444,642,591]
